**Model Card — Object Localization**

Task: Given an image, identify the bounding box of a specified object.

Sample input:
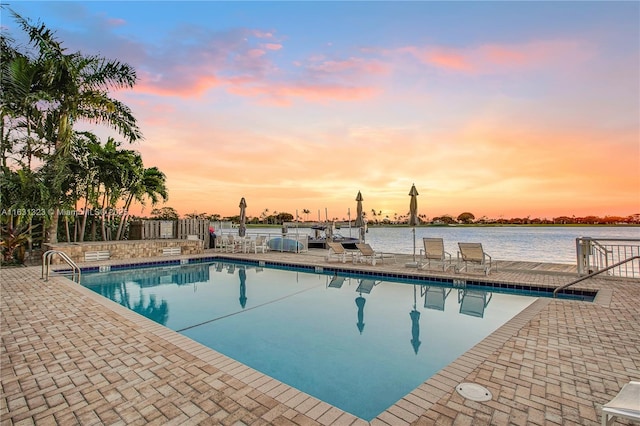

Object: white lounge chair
[326,241,352,263]
[457,242,495,275]
[420,238,452,271]
[601,381,640,426]
[355,243,395,265]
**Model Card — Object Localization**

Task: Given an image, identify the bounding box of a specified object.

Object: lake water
[238,226,639,264]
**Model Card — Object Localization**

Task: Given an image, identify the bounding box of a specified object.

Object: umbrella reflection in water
[355,279,378,334]
[238,268,247,308]
[355,295,366,334]
[410,284,421,354]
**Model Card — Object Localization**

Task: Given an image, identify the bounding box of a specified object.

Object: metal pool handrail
[42,250,81,283]
[553,255,640,298]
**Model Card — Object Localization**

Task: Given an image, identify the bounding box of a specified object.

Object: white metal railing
[555,255,640,297]
[576,237,640,278]
[42,250,81,283]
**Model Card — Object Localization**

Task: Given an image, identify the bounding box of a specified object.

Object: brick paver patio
[2,250,639,425]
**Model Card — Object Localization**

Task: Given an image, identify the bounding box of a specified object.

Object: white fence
[131,219,213,248]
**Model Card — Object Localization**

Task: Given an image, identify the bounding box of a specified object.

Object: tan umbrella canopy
[354,191,365,242]
[238,197,247,237]
[408,184,419,226]
[408,184,419,262]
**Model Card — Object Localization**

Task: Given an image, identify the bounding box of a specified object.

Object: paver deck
[2,249,639,425]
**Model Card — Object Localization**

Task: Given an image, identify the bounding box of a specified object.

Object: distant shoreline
[247,223,639,229]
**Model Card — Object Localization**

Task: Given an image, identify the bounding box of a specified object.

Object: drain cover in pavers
[456,382,492,401]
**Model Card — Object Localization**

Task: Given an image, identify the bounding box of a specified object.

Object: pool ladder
[42,250,81,284]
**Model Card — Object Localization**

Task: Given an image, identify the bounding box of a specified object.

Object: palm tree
[5,8,142,243]
[115,166,167,240]
[0,46,48,170]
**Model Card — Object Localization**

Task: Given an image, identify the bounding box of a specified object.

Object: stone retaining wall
[44,239,204,264]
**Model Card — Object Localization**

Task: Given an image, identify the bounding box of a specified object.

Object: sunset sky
[7,1,640,221]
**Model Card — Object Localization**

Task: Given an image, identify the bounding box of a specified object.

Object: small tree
[457,212,475,224]
[150,207,179,220]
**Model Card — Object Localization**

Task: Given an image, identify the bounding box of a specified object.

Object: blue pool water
[82,260,547,420]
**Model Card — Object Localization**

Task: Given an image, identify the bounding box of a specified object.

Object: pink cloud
[106,18,126,27]
[247,49,266,58]
[226,81,378,106]
[135,72,222,97]
[307,57,389,75]
[401,39,593,74]
[425,50,473,72]
[264,43,282,51]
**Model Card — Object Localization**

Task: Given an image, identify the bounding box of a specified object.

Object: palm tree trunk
[100,189,108,241]
[46,208,59,244]
[78,186,91,242]
[64,214,70,242]
[115,195,134,240]
[90,217,97,241]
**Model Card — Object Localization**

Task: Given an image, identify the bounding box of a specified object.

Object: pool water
[82,261,537,420]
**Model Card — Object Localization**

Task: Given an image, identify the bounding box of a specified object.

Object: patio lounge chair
[420,238,453,271]
[326,241,352,263]
[458,289,492,318]
[601,381,640,426]
[456,242,495,275]
[422,286,452,311]
[355,243,395,265]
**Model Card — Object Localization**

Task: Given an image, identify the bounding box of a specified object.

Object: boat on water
[307,224,360,249]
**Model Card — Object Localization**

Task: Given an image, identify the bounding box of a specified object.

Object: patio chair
[458,289,493,318]
[422,286,452,311]
[355,243,395,265]
[420,238,453,271]
[219,234,236,253]
[251,235,269,253]
[326,241,352,263]
[456,242,495,275]
[601,381,640,426]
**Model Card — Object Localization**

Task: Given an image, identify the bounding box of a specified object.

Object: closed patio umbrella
[408,184,420,263]
[239,197,247,237]
[355,191,365,243]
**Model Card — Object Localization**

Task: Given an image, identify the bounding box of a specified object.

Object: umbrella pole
[413,227,416,262]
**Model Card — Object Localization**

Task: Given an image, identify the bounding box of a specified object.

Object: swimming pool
[80,260,563,420]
